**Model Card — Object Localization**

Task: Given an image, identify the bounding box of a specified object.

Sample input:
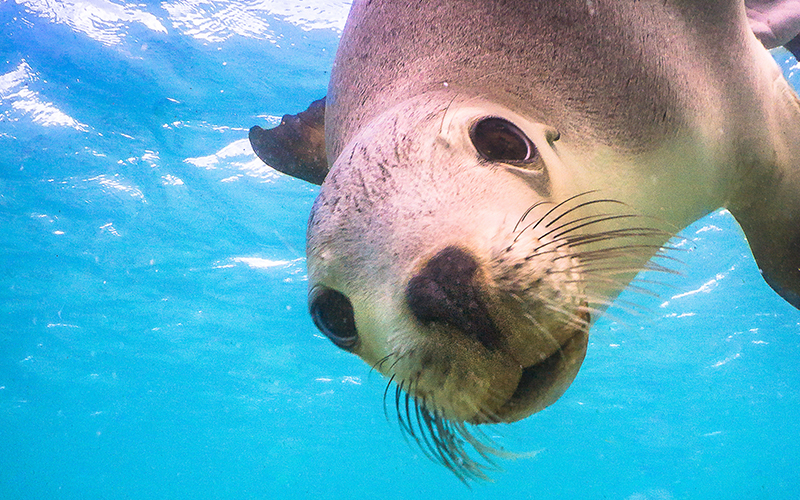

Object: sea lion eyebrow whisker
[439,94,460,136]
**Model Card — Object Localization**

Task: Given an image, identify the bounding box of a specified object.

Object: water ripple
[0,61,88,131]
[16,0,168,46]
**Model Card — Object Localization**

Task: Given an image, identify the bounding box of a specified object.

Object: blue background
[1,1,799,498]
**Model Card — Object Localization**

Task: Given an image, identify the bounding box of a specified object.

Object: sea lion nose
[405,246,503,351]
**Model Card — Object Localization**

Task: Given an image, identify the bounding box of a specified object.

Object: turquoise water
[2,2,800,498]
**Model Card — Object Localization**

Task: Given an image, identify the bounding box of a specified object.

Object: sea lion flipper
[746,0,800,59]
[249,97,328,185]
[785,34,800,60]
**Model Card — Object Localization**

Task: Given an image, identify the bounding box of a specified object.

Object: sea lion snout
[406,246,503,352]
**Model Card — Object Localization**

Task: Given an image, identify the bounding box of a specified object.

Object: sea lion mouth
[490,313,589,423]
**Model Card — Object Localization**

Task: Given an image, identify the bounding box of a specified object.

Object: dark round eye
[309,286,359,350]
[470,117,536,163]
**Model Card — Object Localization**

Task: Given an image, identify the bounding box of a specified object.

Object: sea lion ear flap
[249,97,328,185]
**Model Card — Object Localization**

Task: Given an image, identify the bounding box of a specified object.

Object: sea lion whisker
[439,94,460,136]
[537,211,626,239]
[529,227,668,254]
[399,380,477,482]
[531,293,585,320]
[394,381,407,430]
[395,392,422,454]
[584,243,683,257]
[578,302,619,320]
[414,396,454,473]
[605,297,660,319]
[540,302,591,330]
[453,421,505,468]
[518,309,557,342]
[569,289,651,320]
[641,260,683,276]
[383,373,398,421]
[558,256,681,273]
[425,408,466,475]
[627,277,681,291]
[371,352,397,373]
[561,259,682,279]
[397,381,418,444]
[559,274,665,298]
[404,382,436,461]
[599,279,665,299]
[578,283,665,315]
[584,305,636,328]
[569,274,679,296]
[508,292,567,347]
[510,286,584,328]
[381,348,512,482]
[542,198,628,229]
[574,302,600,319]
[521,246,564,259]
[549,214,644,240]
[512,191,599,242]
[569,226,674,240]
[561,313,593,333]
[570,254,683,271]
[419,399,490,483]
[473,401,503,425]
[554,244,684,263]
[513,200,553,232]
[553,228,675,249]
[385,350,409,373]
[519,304,575,356]
[553,264,671,276]
[407,388,444,468]
[535,190,599,224]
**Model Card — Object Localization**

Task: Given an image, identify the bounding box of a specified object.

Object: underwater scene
[1,1,800,498]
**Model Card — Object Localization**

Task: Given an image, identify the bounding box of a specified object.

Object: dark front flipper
[746,0,800,59]
[249,97,328,185]
[786,35,800,61]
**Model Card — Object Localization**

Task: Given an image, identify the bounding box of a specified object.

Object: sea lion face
[306,92,603,424]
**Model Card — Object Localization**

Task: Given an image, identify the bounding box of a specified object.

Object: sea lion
[250,0,800,480]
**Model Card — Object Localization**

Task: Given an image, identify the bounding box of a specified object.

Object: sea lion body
[250,0,800,479]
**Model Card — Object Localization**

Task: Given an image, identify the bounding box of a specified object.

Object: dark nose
[405,246,503,351]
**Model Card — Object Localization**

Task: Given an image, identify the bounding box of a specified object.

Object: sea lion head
[305,92,663,453]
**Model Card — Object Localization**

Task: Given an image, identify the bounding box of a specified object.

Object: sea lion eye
[470,117,536,163]
[309,286,359,350]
